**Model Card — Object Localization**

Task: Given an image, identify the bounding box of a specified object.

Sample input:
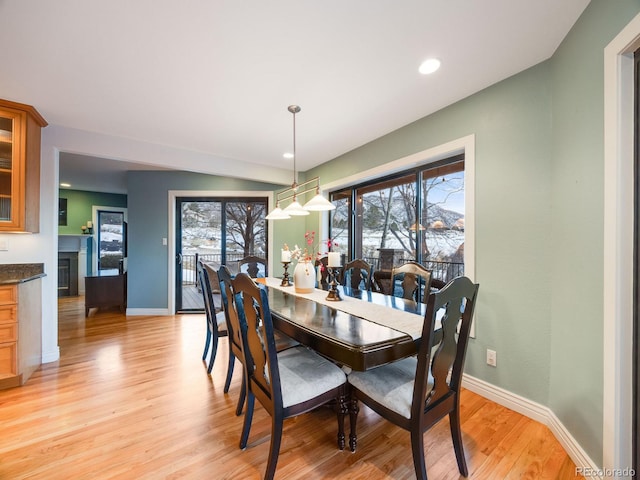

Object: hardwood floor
[0,296,583,479]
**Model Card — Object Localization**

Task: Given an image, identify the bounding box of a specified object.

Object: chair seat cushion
[348,357,433,419]
[278,346,346,408]
[216,311,227,332]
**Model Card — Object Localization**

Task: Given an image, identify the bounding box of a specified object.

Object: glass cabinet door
[0,114,13,222]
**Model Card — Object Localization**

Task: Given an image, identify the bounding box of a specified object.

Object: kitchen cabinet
[0,99,47,232]
[0,276,43,390]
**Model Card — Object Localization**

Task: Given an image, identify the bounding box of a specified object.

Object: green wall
[299,0,640,464]
[57,189,127,235]
[58,189,128,275]
[549,0,640,463]
[307,59,555,401]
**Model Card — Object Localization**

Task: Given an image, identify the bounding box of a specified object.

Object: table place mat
[262,277,424,340]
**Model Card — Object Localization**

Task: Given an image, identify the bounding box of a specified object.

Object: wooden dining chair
[347,276,479,479]
[216,265,247,415]
[218,265,300,416]
[341,258,372,291]
[197,260,228,374]
[371,269,390,294]
[232,272,349,480]
[391,261,432,303]
[237,255,267,278]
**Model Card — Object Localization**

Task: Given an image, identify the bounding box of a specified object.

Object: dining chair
[341,258,372,291]
[197,260,228,374]
[347,276,479,479]
[218,265,300,416]
[371,269,390,294]
[216,265,248,416]
[232,272,349,480]
[237,255,267,278]
[391,261,432,303]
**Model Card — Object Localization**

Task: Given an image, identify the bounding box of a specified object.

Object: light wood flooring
[0,296,583,479]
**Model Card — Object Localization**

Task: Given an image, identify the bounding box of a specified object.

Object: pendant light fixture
[266,105,336,220]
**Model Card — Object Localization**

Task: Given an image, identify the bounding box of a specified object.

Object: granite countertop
[0,263,46,284]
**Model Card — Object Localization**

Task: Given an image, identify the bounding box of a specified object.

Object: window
[330,155,464,284]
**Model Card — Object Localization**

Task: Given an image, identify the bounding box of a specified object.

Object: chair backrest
[315,255,330,289]
[371,270,390,294]
[197,260,216,333]
[217,265,243,358]
[238,255,267,278]
[413,276,479,421]
[232,272,283,410]
[341,259,372,291]
[391,261,432,303]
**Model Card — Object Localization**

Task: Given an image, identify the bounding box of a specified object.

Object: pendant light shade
[283,200,310,215]
[265,205,291,220]
[303,191,336,211]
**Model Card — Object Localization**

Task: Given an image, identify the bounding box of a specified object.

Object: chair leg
[224,351,235,393]
[449,408,468,476]
[264,417,284,480]
[235,372,246,416]
[202,329,211,362]
[207,331,219,374]
[410,428,428,480]
[348,397,359,452]
[239,391,254,450]
[336,393,347,450]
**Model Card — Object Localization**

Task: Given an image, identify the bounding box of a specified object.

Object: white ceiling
[0,0,590,194]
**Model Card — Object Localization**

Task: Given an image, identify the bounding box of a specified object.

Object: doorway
[174,196,268,312]
[90,206,128,275]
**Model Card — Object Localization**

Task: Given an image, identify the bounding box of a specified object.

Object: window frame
[329,154,464,270]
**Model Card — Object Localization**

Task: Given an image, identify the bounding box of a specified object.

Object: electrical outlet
[486,349,497,367]
[0,238,8,251]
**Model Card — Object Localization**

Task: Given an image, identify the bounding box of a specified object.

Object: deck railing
[362,256,464,283]
[182,253,463,287]
[182,253,257,286]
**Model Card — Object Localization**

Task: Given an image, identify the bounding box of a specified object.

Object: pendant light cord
[288,105,301,190]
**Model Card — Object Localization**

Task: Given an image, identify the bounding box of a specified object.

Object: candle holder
[325,267,342,301]
[280,261,292,287]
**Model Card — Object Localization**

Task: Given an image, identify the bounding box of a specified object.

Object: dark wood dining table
[263,279,427,371]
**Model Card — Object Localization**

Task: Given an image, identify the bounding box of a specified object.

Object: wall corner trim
[462,374,601,479]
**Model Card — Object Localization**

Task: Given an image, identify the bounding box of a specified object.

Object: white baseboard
[125,308,170,316]
[42,346,60,363]
[462,374,603,480]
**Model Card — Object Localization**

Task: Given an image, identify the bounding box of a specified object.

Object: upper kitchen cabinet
[0,99,47,233]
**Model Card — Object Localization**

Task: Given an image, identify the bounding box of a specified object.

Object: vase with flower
[286,232,337,294]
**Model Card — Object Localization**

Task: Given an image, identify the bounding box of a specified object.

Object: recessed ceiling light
[419,58,441,75]
[60,183,71,188]
[283,153,294,159]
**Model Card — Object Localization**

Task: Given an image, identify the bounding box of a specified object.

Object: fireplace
[58,235,90,296]
[58,252,78,297]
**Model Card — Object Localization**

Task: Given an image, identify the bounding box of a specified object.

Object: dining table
[258,277,428,372]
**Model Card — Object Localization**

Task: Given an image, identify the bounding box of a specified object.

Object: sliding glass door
[175,196,267,312]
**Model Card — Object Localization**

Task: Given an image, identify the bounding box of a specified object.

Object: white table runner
[262,277,424,340]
